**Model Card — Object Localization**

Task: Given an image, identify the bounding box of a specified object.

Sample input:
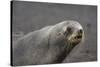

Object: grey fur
[12,20,83,66]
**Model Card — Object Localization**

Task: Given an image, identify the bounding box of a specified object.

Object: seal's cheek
[55,32,62,39]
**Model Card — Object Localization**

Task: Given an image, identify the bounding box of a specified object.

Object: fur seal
[12,20,84,66]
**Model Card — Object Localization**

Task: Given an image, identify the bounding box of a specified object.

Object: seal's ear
[55,32,62,39]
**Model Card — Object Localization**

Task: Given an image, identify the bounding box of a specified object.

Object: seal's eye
[78,29,83,34]
[67,27,72,33]
[63,27,72,36]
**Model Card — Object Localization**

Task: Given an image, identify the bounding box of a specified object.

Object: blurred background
[12,1,97,63]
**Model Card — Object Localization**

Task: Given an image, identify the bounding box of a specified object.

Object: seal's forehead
[62,20,83,33]
[64,20,83,29]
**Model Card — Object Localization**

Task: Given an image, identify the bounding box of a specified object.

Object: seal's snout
[70,29,83,45]
[74,32,82,41]
[65,27,84,45]
[74,29,83,39]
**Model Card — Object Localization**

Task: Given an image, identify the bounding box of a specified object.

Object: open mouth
[72,35,82,43]
[70,32,83,45]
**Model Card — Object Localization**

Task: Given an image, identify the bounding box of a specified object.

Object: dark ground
[12,1,97,64]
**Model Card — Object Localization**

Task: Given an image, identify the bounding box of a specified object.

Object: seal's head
[53,20,84,46]
[62,20,84,45]
[48,20,84,63]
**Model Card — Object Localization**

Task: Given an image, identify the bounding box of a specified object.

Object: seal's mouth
[66,29,83,45]
[69,34,82,45]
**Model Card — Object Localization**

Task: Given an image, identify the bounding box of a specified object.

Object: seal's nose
[74,29,83,39]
